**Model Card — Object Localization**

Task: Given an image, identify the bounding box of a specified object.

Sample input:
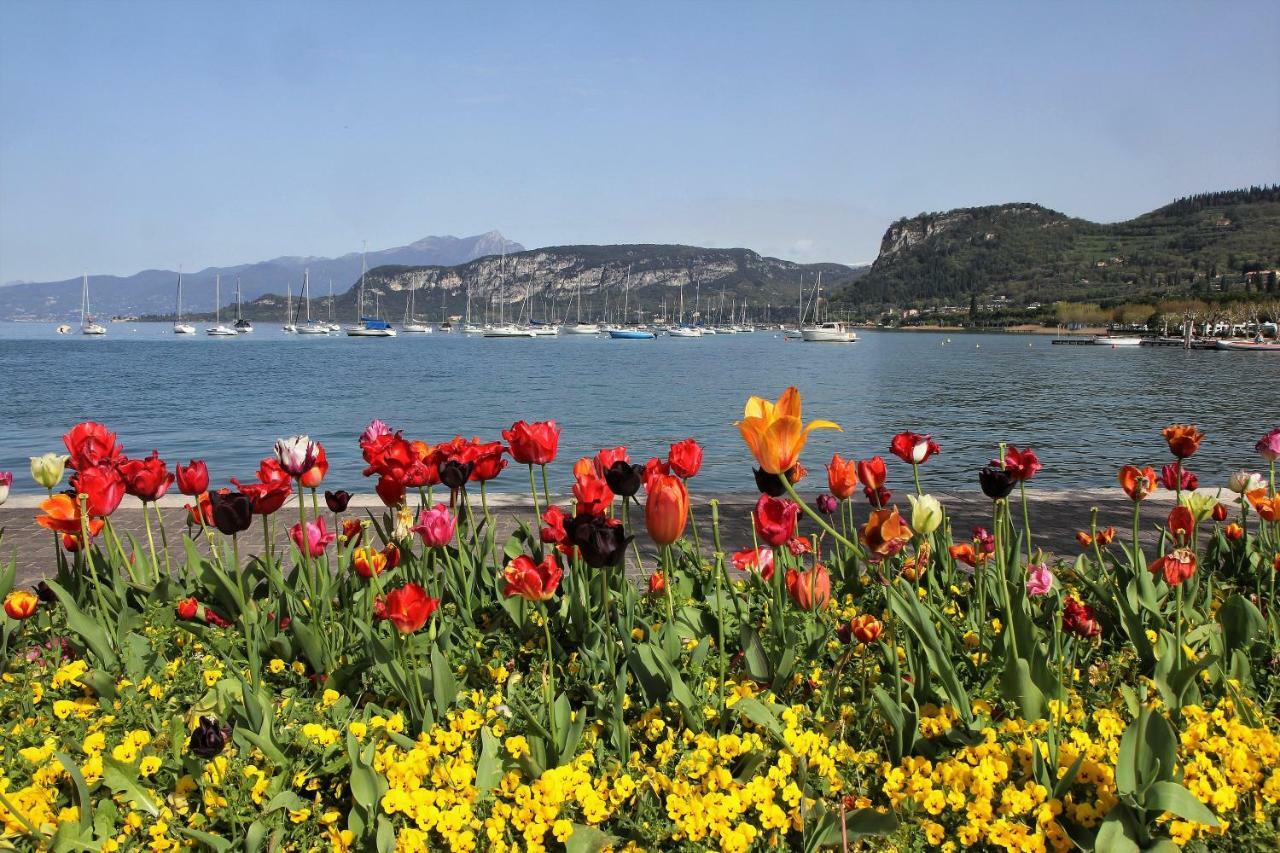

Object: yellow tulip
[736,387,840,474]
[30,452,69,490]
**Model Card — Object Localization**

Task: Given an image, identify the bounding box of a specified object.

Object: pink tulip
[1257,427,1280,462]
[289,517,336,558]
[413,503,457,548]
[1025,563,1054,597]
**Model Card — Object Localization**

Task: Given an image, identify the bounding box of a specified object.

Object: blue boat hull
[609,330,656,339]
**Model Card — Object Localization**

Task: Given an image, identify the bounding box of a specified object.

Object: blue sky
[2,0,1277,283]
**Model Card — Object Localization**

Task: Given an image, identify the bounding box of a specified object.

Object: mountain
[835,186,1280,309]
[228,244,866,325]
[0,231,523,321]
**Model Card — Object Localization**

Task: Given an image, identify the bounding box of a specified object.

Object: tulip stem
[661,546,677,630]
[297,481,314,595]
[152,502,173,581]
[781,477,862,557]
[141,501,161,584]
[527,464,542,523]
[1018,482,1034,568]
[542,605,559,746]
[710,500,727,717]
[540,464,552,513]
[912,462,923,497]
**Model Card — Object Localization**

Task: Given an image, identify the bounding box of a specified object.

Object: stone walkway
[1,489,1198,588]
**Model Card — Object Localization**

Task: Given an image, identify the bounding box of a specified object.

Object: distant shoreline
[869,323,1106,336]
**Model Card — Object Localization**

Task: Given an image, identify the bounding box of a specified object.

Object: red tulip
[753,494,800,547]
[573,473,614,517]
[63,421,124,471]
[1149,548,1196,586]
[1001,446,1042,482]
[1166,506,1195,543]
[643,457,671,493]
[71,463,125,517]
[1211,502,1229,522]
[1162,424,1204,459]
[375,473,407,508]
[503,420,561,465]
[593,447,630,478]
[174,460,210,496]
[785,565,831,611]
[731,546,775,581]
[1159,463,1197,491]
[667,439,703,479]
[502,554,563,602]
[890,432,940,465]
[185,492,213,526]
[647,572,666,596]
[856,456,887,490]
[119,451,174,502]
[1062,596,1101,638]
[849,614,883,644]
[645,474,689,546]
[1118,465,1158,502]
[176,597,199,620]
[384,583,439,634]
[826,454,859,500]
[299,443,329,489]
[232,458,293,515]
[540,505,569,545]
[468,441,508,482]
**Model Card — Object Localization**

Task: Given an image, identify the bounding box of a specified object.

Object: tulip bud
[604,461,644,498]
[1211,502,1229,522]
[816,494,838,515]
[188,716,231,758]
[4,590,38,620]
[175,460,210,496]
[978,465,1016,500]
[324,490,352,513]
[647,572,666,596]
[1228,470,1265,495]
[29,454,69,490]
[907,493,943,534]
[785,565,831,611]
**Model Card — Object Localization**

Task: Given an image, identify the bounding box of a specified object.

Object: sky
[1,1,1277,284]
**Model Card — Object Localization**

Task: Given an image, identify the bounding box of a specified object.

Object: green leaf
[44,581,119,668]
[841,807,899,839]
[348,733,387,815]
[171,827,233,851]
[430,644,458,716]
[263,790,307,814]
[564,824,619,853]
[1143,781,1220,826]
[54,752,95,834]
[1096,809,1141,853]
[733,698,788,750]
[101,755,159,818]
[475,728,503,795]
[999,656,1047,721]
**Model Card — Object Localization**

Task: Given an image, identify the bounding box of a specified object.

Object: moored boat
[1215,338,1280,352]
[609,328,655,340]
[80,274,107,335]
[801,322,857,342]
[1092,336,1144,346]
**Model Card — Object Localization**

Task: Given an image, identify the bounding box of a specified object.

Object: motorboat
[561,323,601,335]
[1092,336,1144,346]
[668,326,702,338]
[801,321,857,342]
[609,328,656,339]
[1215,338,1280,352]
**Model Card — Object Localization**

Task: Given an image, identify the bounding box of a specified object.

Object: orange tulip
[352,546,387,579]
[785,564,831,611]
[859,507,913,563]
[736,387,840,475]
[35,493,103,538]
[901,542,931,581]
[4,590,38,620]
[1118,465,1158,502]
[1247,488,1278,522]
[645,474,689,546]
[1167,506,1196,543]
[826,453,860,500]
[1224,523,1244,541]
[849,613,883,644]
[1162,424,1204,459]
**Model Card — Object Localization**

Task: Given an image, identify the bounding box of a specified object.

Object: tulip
[352,546,387,579]
[120,451,174,502]
[604,461,644,498]
[1062,597,1101,639]
[978,465,1016,500]
[299,443,329,489]
[437,459,473,490]
[468,441,508,482]
[61,533,87,552]
[325,490,352,512]
[1224,523,1244,541]
[385,582,439,633]
[1118,465,1157,502]
[232,459,293,515]
[1164,506,1195,544]
[973,526,995,554]
[36,493,102,537]
[209,489,254,535]
[753,494,800,547]
[176,597,199,620]
[1228,470,1265,494]
[539,505,569,545]
[1001,446,1042,482]
[826,454,859,500]
[290,517,336,557]
[645,474,689,546]
[413,504,457,548]
[71,463,125,517]
[785,565,831,611]
[1179,491,1218,523]
[188,716,231,758]
[849,613,883,644]
[274,435,319,477]
[593,446,630,478]
[668,438,703,479]
[375,474,407,508]
[647,572,666,596]
[786,536,812,556]
[29,453,69,490]
[907,493,943,534]
[856,456,887,491]
[1162,424,1204,459]
[0,471,10,506]
[503,420,561,465]
[174,460,210,496]
[816,493,838,515]
[1256,427,1280,461]
[564,513,630,567]
[860,507,913,563]
[1210,502,1228,522]
[360,419,391,446]
[341,518,363,543]
[949,542,980,569]
[737,387,840,475]
[1246,489,1277,522]
[1150,547,1196,586]
[63,421,124,471]
[1025,564,1054,597]
[1159,463,1198,491]
[864,485,891,507]
[753,467,787,497]
[185,492,213,526]
[732,546,775,581]
[502,554,563,601]
[573,473,614,516]
[890,431,940,465]
[4,590,38,620]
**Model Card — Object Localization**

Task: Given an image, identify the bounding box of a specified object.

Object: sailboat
[233,276,253,332]
[437,289,454,332]
[296,268,329,334]
[462,279,486,334]
[206,274,237,336]
[523,274,558,335]
[668,277,702,337]
[608,265,655,338]
[80,274,107,335]
[326,280,341,331]
[561,270,601,334]
[282,283,297,333]
[172,270,195,334]
[784,274,806,339]
[485,251,534,337]
[800,272,856,342]
[401,274,432,333]
[346,245,396,336]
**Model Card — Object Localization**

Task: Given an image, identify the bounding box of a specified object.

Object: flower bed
[1,395,1278,851]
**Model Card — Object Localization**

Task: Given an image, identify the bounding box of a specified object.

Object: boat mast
[236,276,243,321]
[214,274,221,324]
[81,274,88,326]
[175,269,183,322]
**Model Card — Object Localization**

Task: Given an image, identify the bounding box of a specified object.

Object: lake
[1,321,1276,496]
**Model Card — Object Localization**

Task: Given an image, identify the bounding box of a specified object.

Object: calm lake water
[1,321,1276,496]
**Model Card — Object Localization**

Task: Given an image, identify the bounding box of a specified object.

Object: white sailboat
[296,268,329,334]
[485,251,533,337]
[800,273,856,342]
[668,278,702,337]
[282,283,297,333]
[346,245,396,337]
[172,270,195,334]
[206,274,237,336]
[326,280,341,331]
[80,274,107,335]
[401,274,432,333]
[561,270,601,334]
[233,276,253,333]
